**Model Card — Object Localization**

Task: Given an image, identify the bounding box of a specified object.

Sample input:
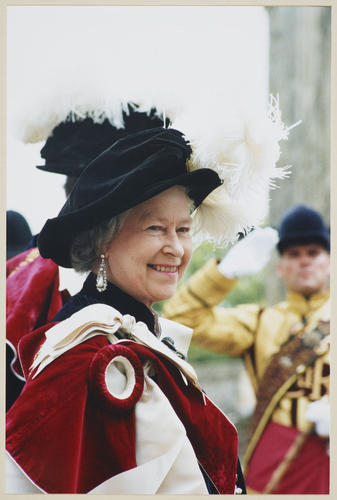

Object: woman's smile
[148,264,179,274]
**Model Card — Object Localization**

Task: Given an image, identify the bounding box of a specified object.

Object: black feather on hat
[38,127,222,268]
[37,103,170,177]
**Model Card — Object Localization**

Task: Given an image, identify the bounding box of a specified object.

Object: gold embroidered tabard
[243,320,329,468]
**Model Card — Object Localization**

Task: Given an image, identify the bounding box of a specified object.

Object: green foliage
[187,343,235,364]
[223,273,266,307]
[185,240,267,307]
[184,241,225,279]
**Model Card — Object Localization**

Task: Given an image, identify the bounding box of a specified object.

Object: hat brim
[38,168,221,268]
[36,163,82,177]
[277,232,330,253]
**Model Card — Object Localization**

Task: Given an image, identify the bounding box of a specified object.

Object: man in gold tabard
[163,205,330,494]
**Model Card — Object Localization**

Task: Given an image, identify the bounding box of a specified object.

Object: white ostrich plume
[175,95,299,246]
[10,72,183,144]
[12,75,297,247]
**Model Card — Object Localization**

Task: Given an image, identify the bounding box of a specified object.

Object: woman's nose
[162,233,184,258]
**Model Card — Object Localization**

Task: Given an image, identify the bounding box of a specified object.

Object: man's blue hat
[6,211,32,259]
[277,205,330,254]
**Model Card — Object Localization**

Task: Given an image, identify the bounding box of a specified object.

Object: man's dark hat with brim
[277,204,330,254]
[7,211,33,260]
[38,127,222,268]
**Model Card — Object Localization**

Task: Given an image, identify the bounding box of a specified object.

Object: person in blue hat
[164,204,330,494]
[6,210,32,260]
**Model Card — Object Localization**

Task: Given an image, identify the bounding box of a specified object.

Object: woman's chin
[151,287,178,305]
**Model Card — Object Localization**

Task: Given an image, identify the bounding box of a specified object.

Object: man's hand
[218,227,279,278]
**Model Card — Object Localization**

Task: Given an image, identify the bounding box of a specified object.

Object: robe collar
[55,272,160,335]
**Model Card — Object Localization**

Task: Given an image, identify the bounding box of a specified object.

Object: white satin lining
[88,367,207,494]
[105,355,136,399]
[6,366,208,494]
[5,452,44,494]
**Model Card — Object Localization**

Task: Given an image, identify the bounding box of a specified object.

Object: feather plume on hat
[12,73,295,248]
[171,94,298,247]
[9,6,295,249]
[10,75,180,146]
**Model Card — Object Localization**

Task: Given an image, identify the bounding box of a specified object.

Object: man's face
[277,243,330,297]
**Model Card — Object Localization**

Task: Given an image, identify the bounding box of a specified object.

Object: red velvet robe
[6,248,67,378]
[6,321,238,494]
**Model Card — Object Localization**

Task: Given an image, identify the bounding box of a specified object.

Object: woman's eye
[147,225,161,231]
[177,227,190,233]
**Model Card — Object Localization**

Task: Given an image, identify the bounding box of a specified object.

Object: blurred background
[6,6,331,456]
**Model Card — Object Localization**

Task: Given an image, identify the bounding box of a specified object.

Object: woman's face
[105,186,193,308]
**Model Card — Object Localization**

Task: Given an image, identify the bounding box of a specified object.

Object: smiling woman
[6,107,289,493]
[6,127,240,494]
[102,186,193,307]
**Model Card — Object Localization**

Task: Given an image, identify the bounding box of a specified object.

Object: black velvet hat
[37,104,170,177]
[277,205,330,254]
[38,127,222,267]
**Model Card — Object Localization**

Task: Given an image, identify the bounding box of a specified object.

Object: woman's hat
[38,127,222,267]
[38,95,295,268]
[36,104,170,177]
[277,205,330,253]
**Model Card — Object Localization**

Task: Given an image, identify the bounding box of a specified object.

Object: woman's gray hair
[70,210,130,272]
